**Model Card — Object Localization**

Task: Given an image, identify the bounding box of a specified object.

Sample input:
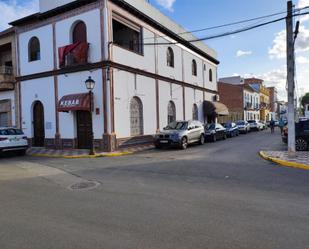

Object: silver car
[154,120,205,149]
[236,120,250,134]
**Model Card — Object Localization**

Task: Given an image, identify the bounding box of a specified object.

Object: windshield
[206,123,216,130]
[0,129,24,135]
[165,121,188,130]
[248,120,256,123]
[224,123,232,128]
[236,121,245,125]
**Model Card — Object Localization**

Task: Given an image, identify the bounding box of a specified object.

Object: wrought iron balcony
[58,42,89,68]
[0,66,15,91]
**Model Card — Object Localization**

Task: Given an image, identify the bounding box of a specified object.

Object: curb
[259,151,309,170]
[28,151,133,159]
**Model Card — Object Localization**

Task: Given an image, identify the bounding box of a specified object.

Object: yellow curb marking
[259,151,309,170]
[29,151,133,159]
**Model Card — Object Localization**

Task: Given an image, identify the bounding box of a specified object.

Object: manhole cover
[69,181,100,191]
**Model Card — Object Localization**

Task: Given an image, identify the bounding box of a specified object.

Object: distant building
[0,28,19,127]
[218,76,260,122]
[267,87,278,120]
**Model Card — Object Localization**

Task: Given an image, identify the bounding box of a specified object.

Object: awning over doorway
[57,92,93,112]
[203,101,229,117]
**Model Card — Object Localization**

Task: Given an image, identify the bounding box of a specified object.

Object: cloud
[296,55,309,64]
[0,0,39,31]
[155,0,176,11]
[298,0,309,23]
[236,50,252,57]
[269,25,309,59]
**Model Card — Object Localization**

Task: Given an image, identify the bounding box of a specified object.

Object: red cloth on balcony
[58,42,81,68]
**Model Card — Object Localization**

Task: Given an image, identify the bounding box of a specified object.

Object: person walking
[279,119,285,134]
[270,119,275,134]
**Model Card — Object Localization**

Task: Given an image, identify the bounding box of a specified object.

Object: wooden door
[33,101,45,147]
[76,111,92,149]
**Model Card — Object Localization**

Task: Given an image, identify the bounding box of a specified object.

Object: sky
[1,0,309,101]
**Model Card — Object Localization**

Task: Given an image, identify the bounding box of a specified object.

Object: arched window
[130,97,144,136]
[167,47,174,67]
[192,59,197,76]
[209,69,213,82]
[167,101,176,124]
[192,104,198,120]
[28,37,41,62]
[72,21,87,43]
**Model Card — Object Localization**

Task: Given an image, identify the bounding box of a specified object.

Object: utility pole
[286,1,296,156]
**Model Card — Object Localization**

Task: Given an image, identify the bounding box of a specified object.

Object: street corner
[259,150,309,170]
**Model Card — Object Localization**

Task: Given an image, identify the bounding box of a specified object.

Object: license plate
[160,140,169,144]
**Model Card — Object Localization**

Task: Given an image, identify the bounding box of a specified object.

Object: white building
[11,0,220,151]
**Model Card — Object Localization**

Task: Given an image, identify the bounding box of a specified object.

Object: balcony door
[72,21,87,43]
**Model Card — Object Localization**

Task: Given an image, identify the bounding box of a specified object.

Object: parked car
[282,119,309,151]
[154,120,205,150]
[247,120,262,131]
[205,123,227,142]
[258,121,267,130]
[223,122,239,137]
[0,127,28,155]
[236,120,250,134]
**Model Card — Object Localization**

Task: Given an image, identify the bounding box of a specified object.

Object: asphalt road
[0,129,309,249]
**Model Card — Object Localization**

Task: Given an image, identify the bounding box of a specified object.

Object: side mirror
[188,127,193,131]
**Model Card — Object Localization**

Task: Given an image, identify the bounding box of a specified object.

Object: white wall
[57,70,103,139]
[19,25,54,76]
[185,87,204,122]
[0,91,16,126]
[113,70,156,138]
[21,77,55,138]
[158,81,183,129]
[56,9,102,66]
[112,28,156,74]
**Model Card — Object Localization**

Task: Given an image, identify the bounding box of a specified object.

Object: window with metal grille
[167,101,176,124]
[192,104,198,120]
[192,59,197,76]
[130,97,144,136]
[28,37,41,62]
[0,112,9,127]
[167,47,174,67]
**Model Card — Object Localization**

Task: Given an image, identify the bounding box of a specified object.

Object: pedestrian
[270,119,275,134]
[279,119,285,134]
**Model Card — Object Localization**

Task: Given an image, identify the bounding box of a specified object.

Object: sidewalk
[260,150,309,170]
[27,144,154,159]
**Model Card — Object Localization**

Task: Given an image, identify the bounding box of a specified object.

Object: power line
[143,5,309,41]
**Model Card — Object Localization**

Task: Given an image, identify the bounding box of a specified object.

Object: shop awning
[203,101,229,116]
[57,92,92,112]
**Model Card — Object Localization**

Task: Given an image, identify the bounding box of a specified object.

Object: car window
[166,121,188,130]
[0,129,8,135]
[236,121,245,125]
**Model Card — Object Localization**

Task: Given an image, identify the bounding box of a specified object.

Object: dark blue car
[223,122,239,138]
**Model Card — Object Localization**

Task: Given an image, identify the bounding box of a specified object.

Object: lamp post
[85,76,95,155]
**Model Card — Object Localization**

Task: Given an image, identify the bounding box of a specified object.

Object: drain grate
[69,181,100,191]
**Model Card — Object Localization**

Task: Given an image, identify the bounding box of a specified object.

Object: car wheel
[212,135,217,142]
[180,137,188,150]
[296,138,308,151]
[17,150,27,156]
[199,134,205,145]
[155,144,162,149]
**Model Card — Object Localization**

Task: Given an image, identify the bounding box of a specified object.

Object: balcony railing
[0,66,13,75]
[58,42,89,68]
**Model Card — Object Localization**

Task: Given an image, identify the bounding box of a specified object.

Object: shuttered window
[0,112,9,127]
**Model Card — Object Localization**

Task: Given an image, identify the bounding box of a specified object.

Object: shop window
[167,47,174,67]
[28,37,41,62]
[113,15,143,54]
[130,97,144,136]
[192,59,197,76]
[167,101,176,124]
[72,21,87,43]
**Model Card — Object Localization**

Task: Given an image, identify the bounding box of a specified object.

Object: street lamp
[85,76,95,155]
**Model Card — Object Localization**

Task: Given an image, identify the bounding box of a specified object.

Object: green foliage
[301,93,309,108]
